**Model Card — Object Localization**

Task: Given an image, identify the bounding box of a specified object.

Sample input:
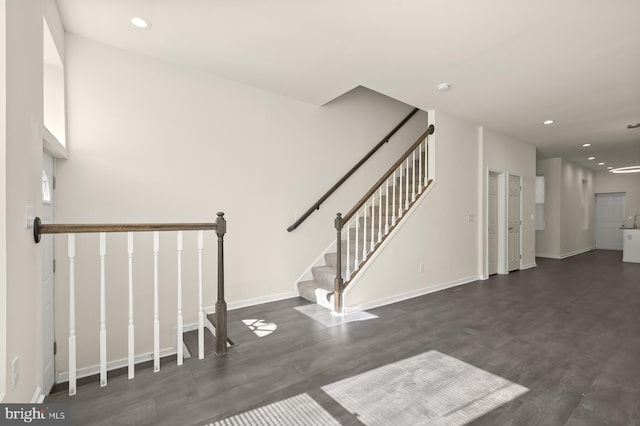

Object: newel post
[215,212,227,355]
[334,213,344,314]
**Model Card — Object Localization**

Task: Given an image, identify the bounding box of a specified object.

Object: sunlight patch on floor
[294,304,378,327]
[241,319,277,337]
[206,350,527,426]
[322,350,528,425]
[206,393,340,426]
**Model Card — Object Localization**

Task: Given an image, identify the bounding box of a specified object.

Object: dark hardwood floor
[46,250,640,425]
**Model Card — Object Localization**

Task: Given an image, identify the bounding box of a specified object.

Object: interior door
[595,193,626,250]
[508,175,521,271]
[42,152,55,394]
[488,172,499,275]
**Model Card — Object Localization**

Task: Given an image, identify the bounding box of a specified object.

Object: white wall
[43,63,65,145]
[56,35,429,372]
[345,110,481,309]
[535,158,561,257]
[2,0,64,403]
[480,127,536,274]
[1,0,7,403]
[594,171,640,228]
[560,159,594,255]
[536,157,595,258]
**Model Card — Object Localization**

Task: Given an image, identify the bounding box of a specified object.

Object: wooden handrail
[286,107,420,232]
[33,216,222,243]
[343,125,434,223]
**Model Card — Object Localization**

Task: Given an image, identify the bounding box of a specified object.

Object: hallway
[46,250,640,425]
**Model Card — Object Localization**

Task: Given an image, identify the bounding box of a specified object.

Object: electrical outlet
[467,214,474,223]
[11,357,19,389]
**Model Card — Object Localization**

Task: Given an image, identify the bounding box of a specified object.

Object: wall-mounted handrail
[286,107,419,232]
[33,213,227,396]
[343,125,434,223]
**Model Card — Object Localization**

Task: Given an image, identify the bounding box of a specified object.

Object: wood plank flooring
[45,250,640,425]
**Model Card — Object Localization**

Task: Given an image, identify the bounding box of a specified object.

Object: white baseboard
[56,347,177,384]
[520,262,537,270]
[560,247,595,259]
[346,274,481,312]
[536,246,594,260]
[31,386,43,403]
[204,291,298,314]
[535,253,560,259]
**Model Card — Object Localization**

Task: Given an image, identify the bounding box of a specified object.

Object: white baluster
[412,149,417,202]
[99,233,107,387]
[68,234,76,396]
[405,157,410,210]
[153,232,160,372]
[345,223,351,280]
[419,142,424,194]
[398,165,403,219]
[378,187,383,241]
[424,139,429,188]
[362,201,367,259]
[198,230,204,360]
[370,194,375,251]
[354,210,359,271]
[177,231,184,366]
[385,178,390,233]
[392,170,397,225]
[127,232,134,379]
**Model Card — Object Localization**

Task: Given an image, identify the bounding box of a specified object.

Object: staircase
[296,125,434,311]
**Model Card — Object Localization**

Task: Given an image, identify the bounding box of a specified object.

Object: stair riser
[311,266,346,287]
[297,280,332,304]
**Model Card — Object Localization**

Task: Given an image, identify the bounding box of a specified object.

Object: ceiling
[56,0,640,172]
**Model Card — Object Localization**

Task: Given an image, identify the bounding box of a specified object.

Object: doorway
[595,193,626,250]
[508,174,521,271]
[42,151,55,394]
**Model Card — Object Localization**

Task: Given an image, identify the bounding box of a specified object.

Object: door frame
[484,168,511,276]
[507,172,523,272]
[42,150,56,395]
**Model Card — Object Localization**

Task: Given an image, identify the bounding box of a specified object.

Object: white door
[488,172,499,275]
[508,175,521,271]
[595,193,626,250]
[42,152,55,394]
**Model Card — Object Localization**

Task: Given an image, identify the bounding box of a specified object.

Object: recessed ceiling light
[627,123,640,129]
[543,120,554,125]
[598,162,605,165]
[436,83,451,92]
[588,157,595,160]
[131,16,151,29]
[607,166,613,170]
[582,143,591,147]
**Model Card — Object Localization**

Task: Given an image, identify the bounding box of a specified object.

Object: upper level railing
[287,108,419,232]
[332,125,435,312]
[33,213,227,396]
